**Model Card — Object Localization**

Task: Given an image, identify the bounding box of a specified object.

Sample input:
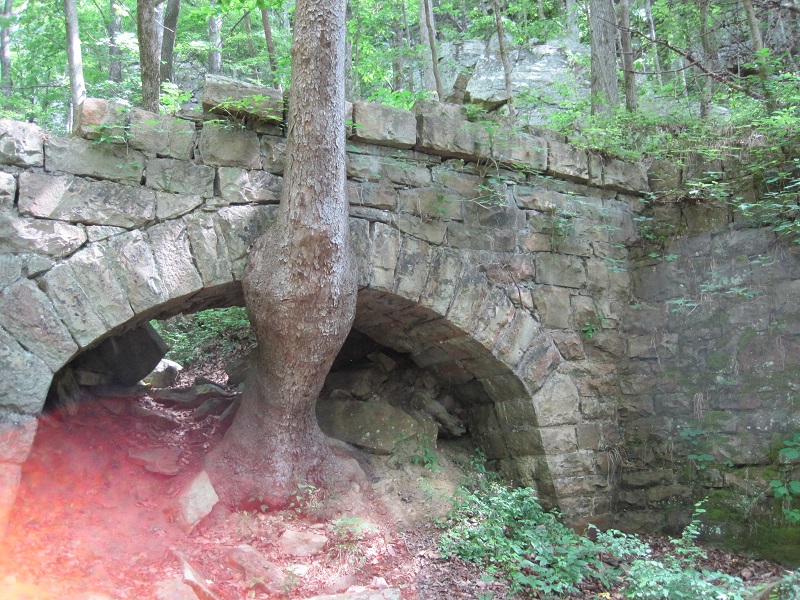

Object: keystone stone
[148,220,203,301]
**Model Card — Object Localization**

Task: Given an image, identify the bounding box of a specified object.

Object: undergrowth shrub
[151,307,256,367]
[439,473,756,599]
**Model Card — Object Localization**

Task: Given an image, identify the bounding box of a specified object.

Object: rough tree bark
[137,0,163,112]
[589,0,620,114]
[205,0,363,509]
[64,0,86,133]
[491,0,514,116]
[160,0,181,82]
[420,0,444,99]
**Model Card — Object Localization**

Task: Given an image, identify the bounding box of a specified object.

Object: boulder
[127,446,182,476]
[202,75,283,125]
[145,358,183,388]
[0,118,44,167]
[176,470,219,531]
[277,529,328,557]
[155,579,200,600]
[316,400,425,455]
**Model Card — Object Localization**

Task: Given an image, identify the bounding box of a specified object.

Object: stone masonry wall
[618,158,800,561]
[0,82,649,535]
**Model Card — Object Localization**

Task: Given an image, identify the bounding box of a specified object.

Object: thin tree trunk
[699,0,713,118]
[208,2,222,75]
[420,0,444,99]
[589,0,619,114]
[618,0,637,111]
[643,0,663,87]
[491,0,514,115]
[742,0,773,107]
[260,9,277,85]
[392,27,404,91]
[565,0,579,39]
[64,0,86,133]
[160,0,180,82]
[400,0,414,91]
[137,0,162,112]
[206,0,362,510]
[108,0,122,83]
[0,0,13,96]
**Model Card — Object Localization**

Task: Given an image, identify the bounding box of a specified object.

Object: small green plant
[769,434,800,523]
[160,82,191,114]
[410,435,440,471]
[581,315,609,340]
[327,517,375,565]
[287,482,325,520]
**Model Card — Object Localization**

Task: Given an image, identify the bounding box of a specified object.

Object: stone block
[495,396,538,427]
[536,253,586,289]
[197,123,260,169]
[352,101,417,149]
[0,212,86,259]
[19,172,157,228]
[41,262,109,347]
[532,285,571,329]
[533,372,580,426]
[648,159,681,193]
[382,156,432,187]
[0,411,37,463]
[76,323,168,386]
[202,74,283,124]
[683,202,730,234]
[364,223,401,293]
[218,167,282,204]
[415,112,491,161]
[504,428,545,455]
[0,118,44,167]
[491,132,548,171]
[107,229,169,313]
[261,135,287,174]
[395,214,445,246]
[431,164,482,197]
[66,244,135,330]
[0,172,14,211]
[0,279,78,371]
[446,270,489,334]
[45,136,145,184]
[148,220,204,301]
[215,205,277,277]
[464,197,523,230]
[547,140,588,182]
[0,325,51,414]
[592,156,649,193]
[395,237,432,302]
[517,336,561,390]
[420,249,463,316]
[538,425,578,455]
[0,463,21,538]
[550,331,584,361]
[185,212,233,287]
[78,98,127,141]
[398,187,464,221]
[471,287,516,350]
[447,222,516,252]
[156,192,203,220]
[348,182,397,210]
[128,108,195,159]
[350,217,372,288]
[146,158,215,198]
[494,310,544,367]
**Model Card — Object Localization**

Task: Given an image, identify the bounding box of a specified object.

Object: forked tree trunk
[206,0,362,509]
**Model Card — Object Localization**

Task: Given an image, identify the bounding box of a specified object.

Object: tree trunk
[589,0,619,114]
[617,0,637,111]
[643,0,663,87]
[108,0,122,83]
[64,0,86,133]
[0,0,13,96]
[208,2,222,75]
[491,0,514,116]
[205,0,362,509]
[160,0,180,82]
[564,0,579,40]
[742,0,773,108]
[260,9,278,85]
[420,0,444,99]
[137,0,162,112]
[699,0,714,118]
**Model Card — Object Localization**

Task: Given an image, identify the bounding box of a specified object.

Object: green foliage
[287,482,325,520]
[150,307,256,367]
[327,517,375,564]
[439,482,601,597]
[769,434,800,523]
[410,435,440,471]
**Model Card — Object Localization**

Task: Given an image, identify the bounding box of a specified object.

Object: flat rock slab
[130,404,181,430]
[151,383,234,409]
[127,446,182,476]
[278,529,328,557]
[225,544,285,592]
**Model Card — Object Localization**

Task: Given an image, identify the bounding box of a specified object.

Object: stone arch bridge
[0,91,649,533]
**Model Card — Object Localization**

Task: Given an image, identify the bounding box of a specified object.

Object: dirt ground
[0,390,788,600]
